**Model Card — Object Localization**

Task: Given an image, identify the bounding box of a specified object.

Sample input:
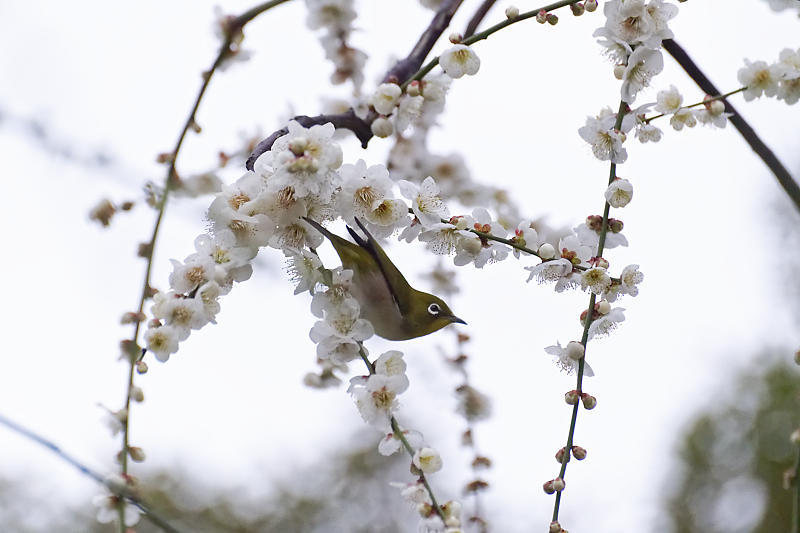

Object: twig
[119,0,292,529]
[551,100,627,524]
[663,38,800,213]
[357,347,448,524]
[246,0,466,170]
[0,413,183,533]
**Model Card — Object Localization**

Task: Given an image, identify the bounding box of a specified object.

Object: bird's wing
[349,218,414,315]
[303,217,364,266]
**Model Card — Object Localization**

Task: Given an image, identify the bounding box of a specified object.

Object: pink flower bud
[565,390,580,405]
[581,393,597,410]
[571,446,587,460]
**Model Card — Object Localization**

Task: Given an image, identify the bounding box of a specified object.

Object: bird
[303,217,465,340]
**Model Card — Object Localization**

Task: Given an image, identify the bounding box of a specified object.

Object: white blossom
[439,45,480,79]
[605,178,634,207]
[545,341,594,376]
[371,83,402,115]
[738,59,780,101]
[619,264,644,296]
[669,108,697,130]
[399,177,449,226]
[579,114,628,164]
[144,325,181,362]
[655,84,683,114]
[413,447,443,473]
[588,306,626,339]
[621,47,664,104]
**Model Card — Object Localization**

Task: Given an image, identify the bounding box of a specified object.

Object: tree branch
[245,0,465,170]
[663,38,800,213]
[464,0,497,39]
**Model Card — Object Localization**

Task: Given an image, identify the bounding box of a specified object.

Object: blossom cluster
[304,0,366,87]
[738,47,800,105]
[594,0,679,105]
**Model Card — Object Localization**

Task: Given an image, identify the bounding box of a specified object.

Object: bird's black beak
[449,315,467,325]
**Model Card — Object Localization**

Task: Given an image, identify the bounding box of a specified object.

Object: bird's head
[404,290,466,339]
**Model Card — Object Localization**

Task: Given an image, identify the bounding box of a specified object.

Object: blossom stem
[552,100,627,523]
[357,345,448,523]
[643,87,747,124]
[118,1,291,529]
[402,0,584,89]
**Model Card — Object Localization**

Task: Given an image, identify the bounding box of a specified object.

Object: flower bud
[465,479,489,493]
[547,14,559,25]
[614,64,626,80]
[543,480,556,494]
[536,9,548,23]
[538,243,556,259]
[505,6,519,18]
[288,137,308,156]
[449,32,463,44]
[130,386,144,403]
[584,0,598,11]
[570,3,585,16]
[571,446,587,460]
[592,257,610,269]
[472,456,492,469]
[608,218,624,233]
[597,300,611,314]
[120,312,146,325]
[407,80,422,97]
[129,446,146,462]
[565,390,580,405]
[552,477,565,491]
[709,100,725,115]
[581,393,597,410]
[119,340,140,363]
[550,521,563,533]
[136,360,148,374]
[555,447,569,463]
[566,341,585,361]
[371,117,394,138]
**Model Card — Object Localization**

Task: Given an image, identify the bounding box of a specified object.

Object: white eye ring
[427,303,441,315]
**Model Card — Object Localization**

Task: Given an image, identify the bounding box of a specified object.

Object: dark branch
[663,38,800,213]
[246,110,371,170]
[246,0,465,170]
[464,0,497,38]
[384,0,464,83]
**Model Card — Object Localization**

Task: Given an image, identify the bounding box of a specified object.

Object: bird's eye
[427,303,441,315]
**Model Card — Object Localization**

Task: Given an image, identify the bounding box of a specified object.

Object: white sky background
[1,0,800,531]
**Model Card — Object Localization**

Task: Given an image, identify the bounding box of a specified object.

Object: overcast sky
[1,1,800,531]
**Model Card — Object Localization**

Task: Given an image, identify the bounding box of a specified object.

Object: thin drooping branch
[464,0,497,38]
[246,0,465,170]
[663,38,800,213]
[0,413,184,533]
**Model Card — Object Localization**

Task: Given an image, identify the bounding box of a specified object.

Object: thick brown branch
[464,0,497,38]
[663,38,800,213]
[245,110,371,169]
[384,0,464,83]
[246,0,465,169]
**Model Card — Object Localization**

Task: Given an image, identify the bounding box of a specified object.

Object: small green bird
[304,217,465,341]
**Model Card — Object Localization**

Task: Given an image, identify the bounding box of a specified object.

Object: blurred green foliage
[665,356,800,533]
